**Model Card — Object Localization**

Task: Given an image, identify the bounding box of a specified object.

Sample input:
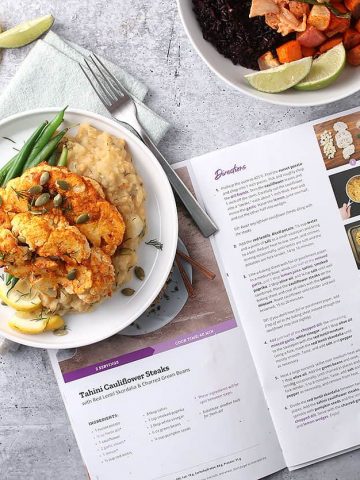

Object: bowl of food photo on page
[177,0,360,106]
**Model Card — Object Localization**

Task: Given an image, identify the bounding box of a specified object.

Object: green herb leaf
[145,239,163,250]
[2,137,16,144]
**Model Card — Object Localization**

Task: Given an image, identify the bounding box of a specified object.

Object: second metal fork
[80,54,218,238]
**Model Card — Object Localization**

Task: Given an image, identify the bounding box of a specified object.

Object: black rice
[192,0,294,70]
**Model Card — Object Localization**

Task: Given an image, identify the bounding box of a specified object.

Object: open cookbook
[49,105,360,480]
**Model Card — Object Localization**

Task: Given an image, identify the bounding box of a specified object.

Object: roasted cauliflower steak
[0,164,126,311]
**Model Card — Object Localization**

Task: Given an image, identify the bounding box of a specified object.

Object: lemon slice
[0,278,42,312]
[294,43,346,91]
[44,315,65,331]
[0,15,54,49]
[8,313,48,334]
[245,57,312,93]
[9,311,65,334]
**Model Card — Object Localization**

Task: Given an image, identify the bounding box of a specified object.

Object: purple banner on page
[152,318,236,354]
[62,318,237,383]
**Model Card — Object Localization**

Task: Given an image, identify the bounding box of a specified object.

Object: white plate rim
[0,107,178,349]
[121,237,192,336]
[177,0,359,107]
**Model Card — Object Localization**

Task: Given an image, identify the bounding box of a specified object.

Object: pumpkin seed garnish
[66,269,77,281]
[121,288,135,296]
[29,208,47,215]
[118,247,133,255]
[56,179,70,190]
[53,327,68,336]
[34,192,50,207]
[29,185,43,195]
[135,266,145,281]
[53,193,63,207]
[39,171,50,186]
[76,213,90,224]
[17,236,26,244]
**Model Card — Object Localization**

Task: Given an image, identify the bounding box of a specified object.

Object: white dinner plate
[0,108,178,349]
[121,237,192,336]
[177,0,360,107]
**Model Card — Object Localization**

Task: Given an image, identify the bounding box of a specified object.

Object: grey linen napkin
[0,31,170,354]
[0,31,170,143]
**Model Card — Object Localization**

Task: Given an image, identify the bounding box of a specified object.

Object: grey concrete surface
[0,1,360,479]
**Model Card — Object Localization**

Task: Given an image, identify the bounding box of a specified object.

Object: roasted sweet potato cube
[326,13,351,37]
[319,37,343,53]
[347,43,360,64]
[276,40,302,63]
[344,28,360,48]
[345,0,360,18]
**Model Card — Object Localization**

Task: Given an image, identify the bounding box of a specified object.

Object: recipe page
[49,164,285,480]
[189,107,360,470]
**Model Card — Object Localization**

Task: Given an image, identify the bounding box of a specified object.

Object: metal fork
[79,54,218,238]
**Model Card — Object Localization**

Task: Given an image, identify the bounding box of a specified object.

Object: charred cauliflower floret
[0,228,30,265]
[0,164,126,312]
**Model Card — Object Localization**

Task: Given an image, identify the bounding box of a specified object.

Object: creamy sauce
[67,124,146,288]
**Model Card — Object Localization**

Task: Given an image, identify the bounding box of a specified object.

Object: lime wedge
[294,43,345,91]
[0,14,54,48]
[245,57,312,93]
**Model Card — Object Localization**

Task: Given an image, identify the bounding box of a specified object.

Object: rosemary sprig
[145,239,163,250]
[1,137,16,144]
[36,308,49,323]
[296,0,351,18]
[6,277,19,296]
[16,291,31,302]
[11,187,30,200]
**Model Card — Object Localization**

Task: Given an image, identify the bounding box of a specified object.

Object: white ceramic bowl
[177,0,359,107]
[0,108,178,349]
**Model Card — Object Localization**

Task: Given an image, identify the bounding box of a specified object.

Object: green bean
[25,128,69,169]
[23,106,68,170]
[0,154,17,186]
[3,121,48,186]
[57,147,68,167]
[47,150,59,166]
